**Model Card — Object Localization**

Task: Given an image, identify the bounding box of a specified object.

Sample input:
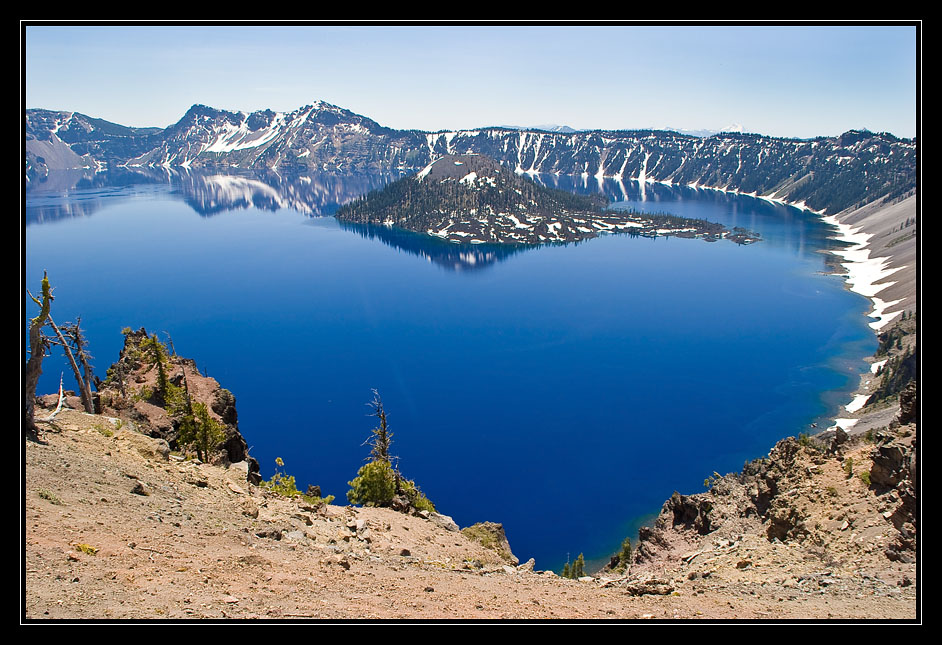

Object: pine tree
[347,390,435,512]
[572,553,586,578]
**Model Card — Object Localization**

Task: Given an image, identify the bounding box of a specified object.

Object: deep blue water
[25,170,876,571]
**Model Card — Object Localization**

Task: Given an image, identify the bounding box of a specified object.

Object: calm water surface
[25,169,876,570]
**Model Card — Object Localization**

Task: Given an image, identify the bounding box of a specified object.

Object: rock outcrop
[95,328,260,483]
[616,419,918,591]
[461,522,519,565]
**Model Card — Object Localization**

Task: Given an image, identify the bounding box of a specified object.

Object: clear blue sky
[24,24,918,139]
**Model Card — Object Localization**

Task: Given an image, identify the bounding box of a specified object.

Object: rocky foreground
[24,401,917,621]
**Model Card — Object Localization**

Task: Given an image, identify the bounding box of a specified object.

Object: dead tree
[38,374,65,423]
[25,272,53,436]
[70,318,96,409]
[366,389,394,464]
[45,315,95,414]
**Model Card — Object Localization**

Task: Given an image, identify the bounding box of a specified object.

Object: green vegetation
[38,488,64,505]
[336,160,608,234]
[94,423,114,438]
[561,553,586,579]
[177,401,226,463]
[347,459,398,506]
[611,537,632,572]
[346,390,435,512]
[703,471,723,489]
[844,457,854,479]
[140,334,178,406]
[73,543,98,556]
[859,470,871,486]
[867,315,917,409]
[262,457,334,505]
[118,330,226,463]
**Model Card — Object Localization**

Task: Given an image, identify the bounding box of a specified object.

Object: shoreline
[560,172,909,439]
[818,209,909,434]
[634,177,908,437]
[641,176,911,436]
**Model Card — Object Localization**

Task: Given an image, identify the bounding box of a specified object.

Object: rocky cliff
[601,395,918,605]
[90,328,260,484]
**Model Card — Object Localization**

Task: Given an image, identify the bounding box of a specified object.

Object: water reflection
[531,173,850,256]
[338,221,530,272]
[25,167,406,224]
[26,168,850,265]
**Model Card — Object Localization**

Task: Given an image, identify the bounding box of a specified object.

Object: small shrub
[94,423,114,437]
[347,460,398,506]
[859,470,871,486]
[262,458,334,504]
[826,486,838,497]
[73,543,98,555]
[399,477,436,513]
[38,489,63,505]
[844,457,854,479]
[613,537,632,572]
[130,386,152,403]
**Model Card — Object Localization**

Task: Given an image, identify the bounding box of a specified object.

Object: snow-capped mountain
[25,101,916,215]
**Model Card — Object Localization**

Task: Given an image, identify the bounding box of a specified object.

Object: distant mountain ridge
[26,101,916,215]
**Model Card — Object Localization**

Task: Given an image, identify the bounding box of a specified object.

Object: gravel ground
[23,408,918,622]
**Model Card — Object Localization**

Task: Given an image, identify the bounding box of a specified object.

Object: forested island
[335,155,760,245]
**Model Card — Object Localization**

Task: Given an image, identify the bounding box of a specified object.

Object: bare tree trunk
[38,374,65,422]
[46,314,94,414]
[25,273,53,436]
[68,318,97,413]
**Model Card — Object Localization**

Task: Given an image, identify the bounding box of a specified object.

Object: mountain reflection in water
[25,167,406,224]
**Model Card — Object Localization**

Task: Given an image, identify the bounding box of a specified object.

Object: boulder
[870,441,909,488]
[428,512,459,533]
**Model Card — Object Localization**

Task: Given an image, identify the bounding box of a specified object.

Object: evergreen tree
[572,553,586,578]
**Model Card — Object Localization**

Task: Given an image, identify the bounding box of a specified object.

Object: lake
[25,168,876,571]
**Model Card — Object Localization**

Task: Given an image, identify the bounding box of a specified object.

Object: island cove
[336,155,761,246]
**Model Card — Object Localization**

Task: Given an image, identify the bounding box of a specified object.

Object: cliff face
[608,404,918,601]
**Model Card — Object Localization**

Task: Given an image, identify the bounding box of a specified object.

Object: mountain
[25,101,916,216]
[335,154,758,245]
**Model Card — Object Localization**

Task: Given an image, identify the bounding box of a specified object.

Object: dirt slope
[24,406,917,622]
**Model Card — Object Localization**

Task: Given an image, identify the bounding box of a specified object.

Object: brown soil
[24,406,918,622]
